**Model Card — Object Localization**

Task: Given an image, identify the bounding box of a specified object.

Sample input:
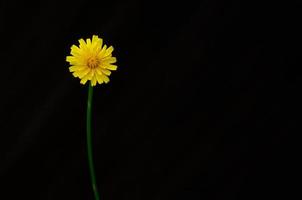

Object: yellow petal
[96,73,104,84]
[77,68,91,79]
[73,67,89,77]
[69,65,86,72]
[72,72,79,78]
[86,38,92,48]
[103,46,114,57]
[97,45,107,58]
[92,35,101,46]
[100,68,111,75]
[66,56,81,65]
[82,70,94,80]
[66,56,75,62]
[71,45,81,56]
[92,35,99,43]
[100,74,109,83]
[80,77,89,85]
[104,64,117,70]
[95,68,103,75]
[73,72,82,77]
[92,36,103,51]
[91,75,97,86]
[102,57,117,64]
[78,39,87,49]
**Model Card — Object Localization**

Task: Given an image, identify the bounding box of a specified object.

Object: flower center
[87,56,100,69]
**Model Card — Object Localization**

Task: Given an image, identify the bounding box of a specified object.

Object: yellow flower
[66,35,117,86]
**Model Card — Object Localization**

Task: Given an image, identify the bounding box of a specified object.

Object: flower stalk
[86,83,100,200]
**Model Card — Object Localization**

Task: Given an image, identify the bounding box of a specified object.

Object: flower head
[66,35,117,86]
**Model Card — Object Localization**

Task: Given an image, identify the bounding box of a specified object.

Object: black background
[0,0,299,199]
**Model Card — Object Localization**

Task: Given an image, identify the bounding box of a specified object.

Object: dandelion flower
[66,35,117,86]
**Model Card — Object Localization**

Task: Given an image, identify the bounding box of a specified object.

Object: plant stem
[87,83,100,200]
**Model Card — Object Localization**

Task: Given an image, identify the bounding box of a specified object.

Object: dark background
[0,0,299,199]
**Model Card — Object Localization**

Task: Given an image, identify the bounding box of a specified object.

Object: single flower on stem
[66,35,117,200]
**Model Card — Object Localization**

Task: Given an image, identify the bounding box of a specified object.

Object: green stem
[87,83,100,200]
